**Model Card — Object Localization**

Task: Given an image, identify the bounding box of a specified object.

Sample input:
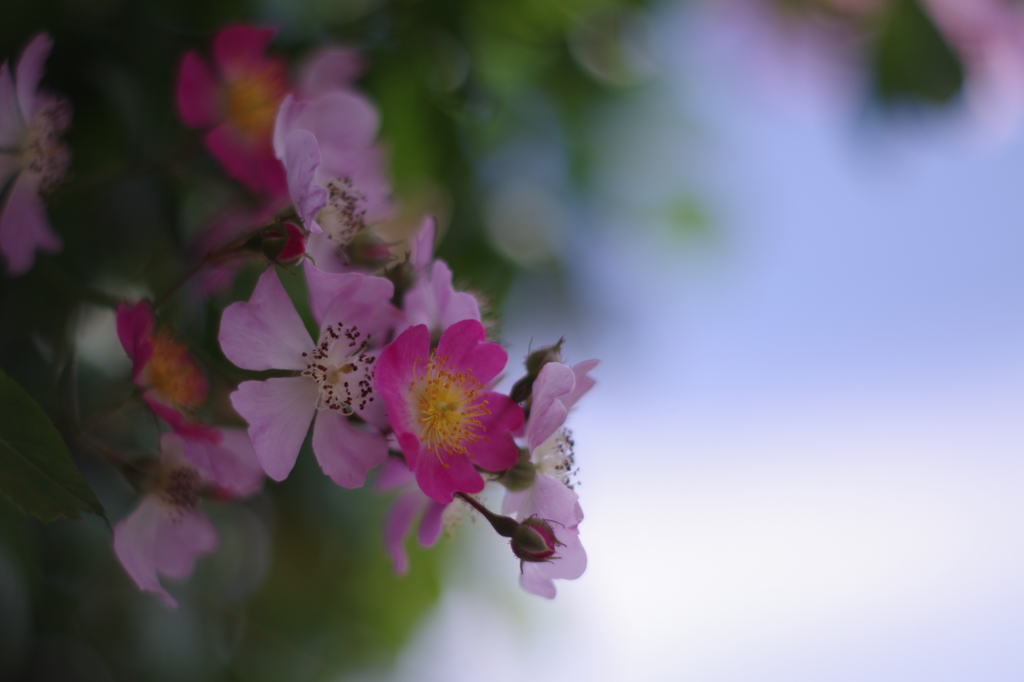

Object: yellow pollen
[225,67,285,139]
[412,354,491,464]
[146,330,207,411]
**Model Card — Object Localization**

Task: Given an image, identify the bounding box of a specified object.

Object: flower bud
[495,449,536,491]
[244,222,306,265]
[510,516,561,563]
[346,230,393,270]
[511,339,565,403]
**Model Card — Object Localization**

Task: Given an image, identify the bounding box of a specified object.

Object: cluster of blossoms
[1,28,596,603]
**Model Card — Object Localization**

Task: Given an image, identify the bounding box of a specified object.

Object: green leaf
[0,368,105,523]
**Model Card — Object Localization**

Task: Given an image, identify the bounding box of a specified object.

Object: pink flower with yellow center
[176,25,289,197]
[375,319,523,503]
[117,300,212,439]
[0,33,71,275]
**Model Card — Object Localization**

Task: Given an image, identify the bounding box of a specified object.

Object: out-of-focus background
[2,1,1023,680]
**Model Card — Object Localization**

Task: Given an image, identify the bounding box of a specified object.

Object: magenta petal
[176,51,222,128]
[463,419,520,473]
[14,34,52,121]
[113,496,175,607]
[526,362,575,452]
[115,300,154,380]
[435,319,507,385]
[311,408,387,488]
[219,267,313,371]
[231,377,318,481]
[153,506,218,580]
[212,26,276,81]
[204,123,282,195]
[417,500,446,548]
[415,448,485,503]
[383,489,422,574]
[283,129,327,233]
[0,171,61,275]
[374,324,430,435]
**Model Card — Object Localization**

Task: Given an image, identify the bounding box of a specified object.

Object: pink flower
[378,455,449,574]
[396,217,482,337]
[116,300,213,440]
[503,360,597,598]
[0,33,70,276]
[374,319,524,503]
[176,26,289,196]
[298,46,366,97]
[113,433,218,607]
[273,84,392,271]
[218,266,395,486]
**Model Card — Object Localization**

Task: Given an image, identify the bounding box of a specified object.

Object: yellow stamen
[411,353,491,466]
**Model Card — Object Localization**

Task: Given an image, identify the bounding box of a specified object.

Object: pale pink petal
[311,408,387,488]
[433,262,481,330]
[434,319,507,384]
[181,428,263,497]
[560,359,599,412]
[316,270,396,340]
[519,564,557,599]
[417,500,446,547]
[0,171,61,275]
[0,62,24,148]
[377,455,414,491]
[153,506,218,580]
[291,90,379,154]
[219,267,313,371]
[299,47,366,96]
[526,362,575,452]
[211,26,276,81]
[14,34,52,121]
[272,94,305,159]
[383,489,422,574]
[526,477,586,579]
[410,216,436,272]
[283,129,327,233]
[231,377,318,481]
[113,496,174,606]
[304,232,349,274]
[176,50,222,128]
[502,488,527,517]
[0,154,19,190]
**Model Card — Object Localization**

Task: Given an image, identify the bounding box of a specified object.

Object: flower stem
[454,492,519,537]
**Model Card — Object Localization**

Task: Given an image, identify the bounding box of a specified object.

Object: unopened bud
[512,339,565,403]
[347,230,393,270]
[495,449,536,491]
[510,516,561,563]
[245,222,307,265]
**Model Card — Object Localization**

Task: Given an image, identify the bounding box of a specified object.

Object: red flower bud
[510,516,562,563]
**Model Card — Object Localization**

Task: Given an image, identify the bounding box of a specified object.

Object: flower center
[317,178,367,246]
[158,465,201,509]
[302,322,376,413]
[225,66,285,139]
[145,329,208,411]
[535,428,577,488]
[411,353,491,463]
[20,99,70,193]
